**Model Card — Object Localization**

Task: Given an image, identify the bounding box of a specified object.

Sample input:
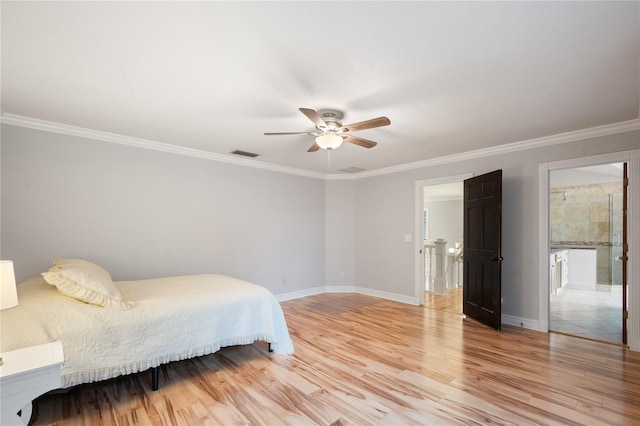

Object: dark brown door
[463,170,503,330]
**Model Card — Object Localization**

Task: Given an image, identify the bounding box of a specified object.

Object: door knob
[491,255,504,262]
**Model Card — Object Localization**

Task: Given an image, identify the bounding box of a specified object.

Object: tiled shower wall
[550,182,623,285]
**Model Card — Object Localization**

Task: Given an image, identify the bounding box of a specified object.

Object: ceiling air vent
[338,167,366,173]
[230,150,259,158]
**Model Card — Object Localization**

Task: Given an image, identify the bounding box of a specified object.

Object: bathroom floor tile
[550,286,624,344]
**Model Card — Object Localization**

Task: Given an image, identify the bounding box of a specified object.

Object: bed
[0,259,294,390]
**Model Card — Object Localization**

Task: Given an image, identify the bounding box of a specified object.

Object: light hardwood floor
[423,287,462,314]
[30,292,640,425]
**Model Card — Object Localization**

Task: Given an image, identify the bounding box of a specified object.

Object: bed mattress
[0,274,294,388]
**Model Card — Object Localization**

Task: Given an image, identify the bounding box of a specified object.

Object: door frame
[415,173,473,305]
[538,150,640,350]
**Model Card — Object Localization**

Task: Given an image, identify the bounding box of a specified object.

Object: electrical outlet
[340,272,345,278]
[282,278,286,286]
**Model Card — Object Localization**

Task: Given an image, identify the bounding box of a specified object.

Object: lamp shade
[315,132,343,150]
[1,260,18,310]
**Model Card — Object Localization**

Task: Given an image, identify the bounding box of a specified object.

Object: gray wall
[325,180,356,286]
[1,125,326,294]
[355,171,417,295]
[352,131,639,320]
[2,123,639,325]
[424,199,463,248]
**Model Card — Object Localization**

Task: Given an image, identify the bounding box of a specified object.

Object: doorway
[539,150,639,351]
[415,174,470,312]
[549,162,626,344]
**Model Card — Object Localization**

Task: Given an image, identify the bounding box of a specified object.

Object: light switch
[404,234,412,242]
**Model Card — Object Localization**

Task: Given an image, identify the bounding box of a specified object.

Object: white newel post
[447,252,457,290]
[433,239,447,295]
[424,244,435,291]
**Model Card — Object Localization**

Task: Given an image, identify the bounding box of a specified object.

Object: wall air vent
[230,150,259,158]
[338,167,366,173]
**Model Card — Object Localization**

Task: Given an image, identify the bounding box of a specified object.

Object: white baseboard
[275,286,325,302]
[502,314,540,331]
[354,286,420,305]
[324,285,357,293]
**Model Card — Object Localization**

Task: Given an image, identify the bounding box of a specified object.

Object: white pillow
[42,258,133,308]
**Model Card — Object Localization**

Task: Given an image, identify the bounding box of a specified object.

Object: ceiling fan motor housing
[317,109,343,130]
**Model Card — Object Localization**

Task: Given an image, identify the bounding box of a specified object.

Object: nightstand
[0,342,64,425]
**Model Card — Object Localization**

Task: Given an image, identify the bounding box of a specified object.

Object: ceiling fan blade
[344,134,378,149]
[342,116,390,132]
[264,131,317,136]
[299,108,327,128]
[307,143,320,152]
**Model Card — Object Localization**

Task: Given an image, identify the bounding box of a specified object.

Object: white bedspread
[0,274,294,388]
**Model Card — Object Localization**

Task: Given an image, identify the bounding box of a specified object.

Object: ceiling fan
[265,108,390,152]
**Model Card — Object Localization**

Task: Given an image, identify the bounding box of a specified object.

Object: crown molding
[2,113,638,181]
[0,113,325,180]
[325,118,640,180]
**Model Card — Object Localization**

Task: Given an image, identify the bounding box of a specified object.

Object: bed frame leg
[268,343,273,353]
[151,367,159,391]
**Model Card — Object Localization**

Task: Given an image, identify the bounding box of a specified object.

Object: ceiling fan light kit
[315,131,343,150]
[265,107,390,153]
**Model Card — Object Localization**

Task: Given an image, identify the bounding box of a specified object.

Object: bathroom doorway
[549,162,626,344]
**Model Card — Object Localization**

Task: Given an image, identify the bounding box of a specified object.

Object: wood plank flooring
[423,287,462,314]
[29,293,640,425]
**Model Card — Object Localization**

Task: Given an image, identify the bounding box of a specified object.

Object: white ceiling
[2,1,638,175]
